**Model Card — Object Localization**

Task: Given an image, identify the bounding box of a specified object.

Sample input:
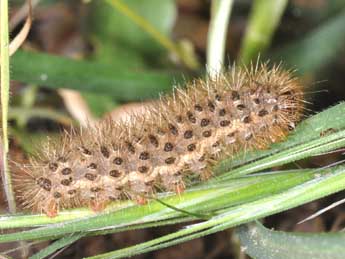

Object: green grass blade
[86,165,345,259]
[0,170,316,240]
[28,233,84,259]
[220,129,345,180]
[239,0,288,64]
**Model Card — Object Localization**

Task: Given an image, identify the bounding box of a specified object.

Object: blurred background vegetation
[1,0,345,258]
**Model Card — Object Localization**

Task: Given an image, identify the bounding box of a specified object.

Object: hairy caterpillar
[15,64,304,217]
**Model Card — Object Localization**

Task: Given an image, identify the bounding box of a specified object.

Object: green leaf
[11,50,181,101]
[89,39,147,69]
[271,8,345,74]
[89,0,176,58]
[236,222,345,259]
[81,0,177,116]
[290,0,345,23]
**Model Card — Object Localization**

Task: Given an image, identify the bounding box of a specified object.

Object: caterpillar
[15,64,304,217]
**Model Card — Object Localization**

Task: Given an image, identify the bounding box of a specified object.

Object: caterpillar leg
[200,168,213,181]
[159,169,185,195]
[129,177,154,205]
[89,199,107,212]
[135,196,148,205]
[44,200,58,218]
[174,181,185,195]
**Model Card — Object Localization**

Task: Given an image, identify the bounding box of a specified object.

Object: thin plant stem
[239,0,288,64]
[206,0,233,78]
[1,0,16,213]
